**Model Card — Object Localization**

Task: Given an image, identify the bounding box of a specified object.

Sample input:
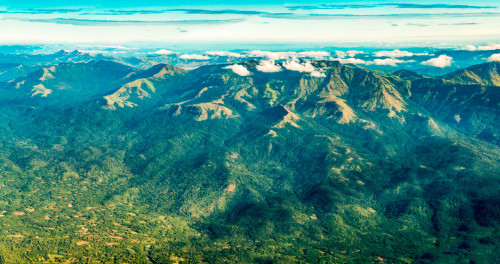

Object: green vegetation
[0,60,498,263]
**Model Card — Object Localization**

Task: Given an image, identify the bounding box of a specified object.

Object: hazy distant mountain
[0,60,138,107]
[0,63,44,82]
[0,59,498,263]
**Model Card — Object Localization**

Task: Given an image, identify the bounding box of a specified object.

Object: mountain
[0,60,498,263]
[0,60,139,107]
[0,63,44,82]
[103,64,186,110]
[444,61,500,86]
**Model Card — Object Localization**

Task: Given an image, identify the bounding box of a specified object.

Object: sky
[0,0,499,47]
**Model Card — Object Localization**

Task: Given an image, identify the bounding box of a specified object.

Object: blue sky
[0,0,499,47]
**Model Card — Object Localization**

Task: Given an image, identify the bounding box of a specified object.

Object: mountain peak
[392,69,425,80]
[444,61,500,86]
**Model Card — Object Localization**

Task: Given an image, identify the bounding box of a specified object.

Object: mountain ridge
[0,58,498,263]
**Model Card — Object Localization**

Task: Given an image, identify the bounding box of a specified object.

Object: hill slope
[0,60,498,263]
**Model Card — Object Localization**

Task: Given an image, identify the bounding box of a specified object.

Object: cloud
[248,51,285,60]
[297,51,330,58]
[347,50,364,57]
[170,8,293,17]
[488,54,500,62]
[76,45,134,50]
[179,54,210,60]
[248,50,329,60]
[285,3,495,12]
[224,64,250,76]
[374,49,414,57]
[306,12,500,20]
[374,49,427,58]
[154,49,175,55]
[2,8,293,17]
[462,44,478,51]
[406,23,428,27]
[335,50,364,58]
[310,71,326,77]
[461,44,500,51]
[256,60,282,73]
[286,4,376,10]
[382,3,496,9]
[478,44,500,51]
[5,17,245,26]
[84,9,167,15]
[206,51,244,57]
[286,3,495,10]
[334,58,367,64]
[446,22,479,26]
[421,55,452,68]
[1,8,85,14]
[283,60,316,72]
[372,58,406,66]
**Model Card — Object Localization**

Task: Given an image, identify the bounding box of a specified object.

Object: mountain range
[0,59,498,263]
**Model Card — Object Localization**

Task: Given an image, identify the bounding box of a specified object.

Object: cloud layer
[373,58,406,66]
[488,54,500,62]
[179,54,210,60]
[462,44,500,51]
[224,64,250,76]
[421,55,453,68]
[206,51,244,57]
[283,61,316,73]
[154,49,174,55]
[256,60,282,73]
[374,49,425,58]
[248,51,329,60]
[5,17,245,26]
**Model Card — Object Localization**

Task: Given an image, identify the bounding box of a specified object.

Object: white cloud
[256,60,282,73]
[421,55,452,68]
[334,58,367,64]
[488,54,500,62]
[462,45,477,51]
[179,54,210,60]
[373,58,405,66]
[461,44,500,51]
[154,49,174,55]
[224,64,251,76]
[248,50,329,60]
[206,51,244,57]
[283,60,316,72]
[296,51,330,58]
[77,45,134,50]
[336,50,364,58]
[335,51,347,58]
[310,71,326,77]
[347,50,364,57]
[248,50,285,60]
[477,44,500,51]
[374,49,427,58]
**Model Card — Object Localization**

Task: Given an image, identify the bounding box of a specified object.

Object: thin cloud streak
[4,17,245,26]
[286,3,496,10]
